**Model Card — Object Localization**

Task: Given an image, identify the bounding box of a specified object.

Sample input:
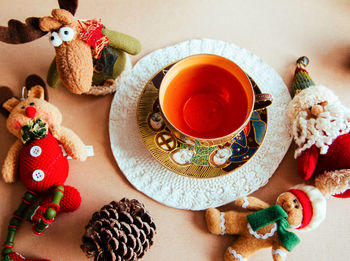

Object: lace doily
[109,39,292,210]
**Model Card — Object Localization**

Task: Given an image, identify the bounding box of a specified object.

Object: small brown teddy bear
[206,185,326,261]
[1,78,87,260]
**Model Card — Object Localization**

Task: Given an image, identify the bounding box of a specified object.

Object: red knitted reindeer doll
[0,76,87,261]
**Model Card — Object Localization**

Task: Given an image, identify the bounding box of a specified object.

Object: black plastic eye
[30,102,35,106]
[64,30,69,35]
[50,36,55,41]
[21,106,25,109]
[295,205,299,209]
[293,199,297,203]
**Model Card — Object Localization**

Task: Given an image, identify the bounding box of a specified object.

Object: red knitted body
[29,186,81,224]
[19,132,69,194]
[7,252,50,261]
[298,132,350,197]
[298,133,350,178]
[316,133,350,173]
[333,189,350,198]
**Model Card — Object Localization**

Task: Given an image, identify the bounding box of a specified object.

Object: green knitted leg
[33,186,64,235]
[2,191,37,256]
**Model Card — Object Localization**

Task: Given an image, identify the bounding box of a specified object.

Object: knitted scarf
[21,119,48,144]
[247,205,300,251]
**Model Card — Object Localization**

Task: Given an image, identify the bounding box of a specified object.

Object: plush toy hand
[51,125,87,161]
[234,196,270,210]
[272,244,288,261]
[2,140,22,183]
[297,145,319,180]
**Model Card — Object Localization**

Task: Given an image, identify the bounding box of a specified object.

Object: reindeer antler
[0,17,46,44]
[0,0,78,44]
[25,74,49,101]
[0,86,15,117]
[0,74,47,117]
[59,0,79,15]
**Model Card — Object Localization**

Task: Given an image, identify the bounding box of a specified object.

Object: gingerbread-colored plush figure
[0,0,141,95]
[288,57,350,198]
[206,185,326,261]
[1,78,87,261]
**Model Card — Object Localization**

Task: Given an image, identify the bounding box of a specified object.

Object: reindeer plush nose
[25,106,37,118]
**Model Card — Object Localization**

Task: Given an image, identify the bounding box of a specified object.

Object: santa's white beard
[292,103,350,158]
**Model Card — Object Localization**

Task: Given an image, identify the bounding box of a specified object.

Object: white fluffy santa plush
[288,57,350,198]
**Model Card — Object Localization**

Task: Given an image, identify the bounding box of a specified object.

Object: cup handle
[254,93,273,110]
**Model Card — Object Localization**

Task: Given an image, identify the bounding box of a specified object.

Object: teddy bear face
[4,86,62,139]
[276,192,303,228]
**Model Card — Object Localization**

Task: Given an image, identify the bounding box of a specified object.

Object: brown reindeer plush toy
[206,185,326,261]
[0,0,141,95]
[0,76,87,261]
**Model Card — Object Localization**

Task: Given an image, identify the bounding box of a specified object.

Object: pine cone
[81,198,156,261]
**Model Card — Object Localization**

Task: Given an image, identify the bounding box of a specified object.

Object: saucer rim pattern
[136,67,268,178]
[109,38,292,210]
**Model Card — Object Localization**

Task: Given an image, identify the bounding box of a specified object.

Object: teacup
[158,54,272,146]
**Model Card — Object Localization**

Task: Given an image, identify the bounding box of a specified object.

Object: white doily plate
[109,39,292,210]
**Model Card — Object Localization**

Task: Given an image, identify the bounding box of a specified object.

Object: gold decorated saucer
[136,63,268,178]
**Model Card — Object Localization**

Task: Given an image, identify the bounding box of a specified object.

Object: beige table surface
[0,0,349,260]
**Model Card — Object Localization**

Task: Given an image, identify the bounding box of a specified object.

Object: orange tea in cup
[159,54,254,142]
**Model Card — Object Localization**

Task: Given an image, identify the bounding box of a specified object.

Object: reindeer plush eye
[59,27,75,42]
[49,32,62,47]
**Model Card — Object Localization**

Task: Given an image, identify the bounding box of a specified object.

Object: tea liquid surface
[163,65,249,139]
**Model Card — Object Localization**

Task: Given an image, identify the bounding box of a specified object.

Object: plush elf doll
[206,185,326,261]
[288,57,350,198]
[0,77,87,261]
[0,0,141,95]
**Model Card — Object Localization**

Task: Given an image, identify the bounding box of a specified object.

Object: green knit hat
[292,56,315,97]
